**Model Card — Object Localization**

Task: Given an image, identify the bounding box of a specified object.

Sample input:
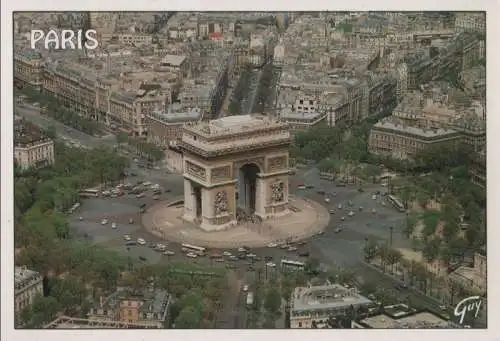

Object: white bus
[387,194,405,212]
[79,189,99,198]
[281,259,305,272]
[181,243,206,256]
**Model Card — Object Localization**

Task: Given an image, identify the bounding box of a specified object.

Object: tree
[363,238,378,262]
[116,132,129,146]
[304,257,320,276]
[175,306,203,328]
[386,249,402,274]
[422,237,441,261]
[403,212,419,238]
[264,287,282,315]
[422,211,440,237]
[23,295,59,327]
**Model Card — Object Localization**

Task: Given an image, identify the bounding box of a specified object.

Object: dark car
[139,256,147,262]
[125,241,137,246]
[317,190,325,195]
[298,251,310,257]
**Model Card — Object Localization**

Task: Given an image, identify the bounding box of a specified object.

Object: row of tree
[253,63,276,112]
[228,63,253,114]
[116,132,165,162]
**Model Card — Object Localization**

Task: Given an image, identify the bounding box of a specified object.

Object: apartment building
[14,119,55,170]
[454,12,486,34]
[14,49,44,91]
[147,105,202,148]
[87,287,171,328]
[290,284,372,328]
[352,304,456,329]
[15,266,44,321]
[368,118,462,160]
[449,251,487,294]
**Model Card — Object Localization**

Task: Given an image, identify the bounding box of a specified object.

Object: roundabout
[141,196,330,249]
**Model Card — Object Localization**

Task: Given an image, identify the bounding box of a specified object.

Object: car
[338,204,343,209]
[164,188,171,193]
[124,235,132,241]
[125,241,137,246]
[111,222,117,229]
[148,242,157,248]
[297,241,307,246]
[139,256,147,261]
[254,256,261,261]
[133,158,139,163]
[226,264,236,269]
[279,244,289,249]
[242,285,249,292]
[229,255,238,261]
[317,231,324,235]
[163,250,175,256]
[153,195,160,200]
[101,219,108,225]
[247,266,255,271]
[372,194,377,200]
[246,253,257,258]
[297,185,306,190]
[267,243,277,248]
[298,251,310,257]
[348,211,354,217]
[372,208,377,214]
[130,172,138,177]
[238,247,247,252]
[79,216,83,221]
[329,209,335,214]
[215,258,225,263]
[306,184,314,189]
[324,197,330,203]
[264,256,273,261]
[143,181,152,186]
[266,262,276,268]
[287,246,297,252]
[223,251,232,256]
[238,253,246,259]
[334,227,342,233]
[186,253,198,258]
[137,238,146,245]
[341,216,345,221]
[317,190,325,195]
[129,218,134,224]
[156,244,167,251]
[136,193,146,198]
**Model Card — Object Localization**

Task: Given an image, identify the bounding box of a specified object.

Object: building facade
[15,266,44,321]
[14,50,44,91]
[14,119,55,169]
[87,287,171,328]
[469,149,486,188]
[368,119,462,160]
[290,284,372,328]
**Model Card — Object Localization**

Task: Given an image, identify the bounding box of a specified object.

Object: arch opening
[237,163,260,215]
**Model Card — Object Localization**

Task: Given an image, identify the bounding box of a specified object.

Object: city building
[146,105,202,148]
[14,118,55,169]
[14,49,44,91]
[352,304,457,328]
[449,251,487,294]
[454,12,486,34]
[278,97,327,132]
[45,316,158,329]
[180,115,291,231]
[368,117,462,160]
[459,65,486,101]
[87,287,171,328]
[469,149,486,188]
[290,284,372,328]
[15,266,44,320]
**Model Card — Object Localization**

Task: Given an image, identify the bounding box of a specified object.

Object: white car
[157,244,167,251]
[111,222,117,229]
[246,253,257,258]
[266,262,276,268]
[372,195,377,200]
[101,219,108,225]
[124,235,131,241]
[372,208,377,214]
[341,216,345,221]
[329,209,335,214]
[137,238,146,245]
[338,204,342,209]
[186,252,198,258]
[242,285,249,292]
[267,243,278,248]
[348,211,354,217]
[324,198,330,203]
[287,246,297,252]
[143,181,152,186]
[238,247,246,252]
[163,250,175,256]
[223,251,232,256]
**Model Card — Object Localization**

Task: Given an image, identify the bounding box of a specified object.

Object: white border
[1,1,498,341]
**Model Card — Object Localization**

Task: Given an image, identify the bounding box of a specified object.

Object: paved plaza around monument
[142,196,330,248]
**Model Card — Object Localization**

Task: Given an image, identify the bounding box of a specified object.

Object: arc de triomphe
[179,115,291,231]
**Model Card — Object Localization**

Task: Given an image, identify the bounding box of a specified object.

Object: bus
[181,243,206,256]
[281,259,305,272]
[387,194,405,212]
[79,189,99,198]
